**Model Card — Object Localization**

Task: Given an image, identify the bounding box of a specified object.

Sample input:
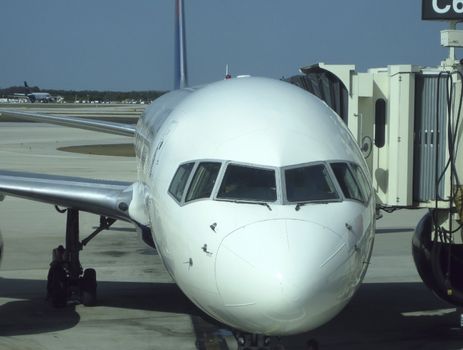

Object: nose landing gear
[233,332,319,350]
[235,333,274,350]
[46,208,115,307]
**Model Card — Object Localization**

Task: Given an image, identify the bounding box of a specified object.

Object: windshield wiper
[223,199,272,211]
[295,201,331,211]
[295,202,307,211]
[237,200,272,211]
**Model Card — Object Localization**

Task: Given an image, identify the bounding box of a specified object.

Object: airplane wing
[0,110,136,137]
[0,170,133,221]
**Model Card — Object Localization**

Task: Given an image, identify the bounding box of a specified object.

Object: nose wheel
[306,339,319,350]
[233,332,319,350]
[234,333,273,350]
[46,208,115,307]
[234,332,287,350]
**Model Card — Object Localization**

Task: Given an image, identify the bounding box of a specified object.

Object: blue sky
[0,0,453,91]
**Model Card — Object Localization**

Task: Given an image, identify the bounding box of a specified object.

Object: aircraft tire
[306,339,319,350]
[48,265,67,308]
[81,268,97,306]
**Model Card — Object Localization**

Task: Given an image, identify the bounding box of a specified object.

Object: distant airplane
[0,0,375,348]
[13,81,57,103]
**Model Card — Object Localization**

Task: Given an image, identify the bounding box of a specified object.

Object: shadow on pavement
[0,278,78,336]
[0,278,203,336]
[284,282,463,350]
[2,278,463,349]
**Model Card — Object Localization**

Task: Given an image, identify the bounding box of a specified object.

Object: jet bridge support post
[458,307,463,328]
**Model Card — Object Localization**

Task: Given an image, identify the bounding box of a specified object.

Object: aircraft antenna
[225,64,232,79]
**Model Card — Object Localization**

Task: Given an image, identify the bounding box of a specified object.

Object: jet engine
[412,212,463,305]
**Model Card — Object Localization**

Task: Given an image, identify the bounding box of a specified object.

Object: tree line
[0,85,166,103]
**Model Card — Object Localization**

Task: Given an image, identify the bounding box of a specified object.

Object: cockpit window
[330,162,364,202]
[217,164,277,202]
[351,163,371,201]
[285,164,339,202]
[186,162,221,202]
[168,162,194,202]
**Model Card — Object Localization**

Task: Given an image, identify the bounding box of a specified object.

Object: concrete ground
[0,109,463,349]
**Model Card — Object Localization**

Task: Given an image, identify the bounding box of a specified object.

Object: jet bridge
[287,1,463,217]
[288,17,463,307]
[290,54,463,212]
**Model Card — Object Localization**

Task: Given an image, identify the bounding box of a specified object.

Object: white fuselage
[130,77,375,335]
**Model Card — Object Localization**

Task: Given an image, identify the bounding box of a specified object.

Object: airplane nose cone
[215,219,347,335]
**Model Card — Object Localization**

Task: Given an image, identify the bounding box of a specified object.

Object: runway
[0,108,462,349]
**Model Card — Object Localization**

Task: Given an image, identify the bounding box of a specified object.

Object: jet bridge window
[168,162,194,202]
[285,164,339,202]
[186,162,221,202]
[217,164,277,202]
[330,162,365,203]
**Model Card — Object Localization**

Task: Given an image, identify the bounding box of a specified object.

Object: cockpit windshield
[330,162,364,202]
[285,164,339,202]
[217,164,277,202]
[168,160,369,207]
[186,162,221,202]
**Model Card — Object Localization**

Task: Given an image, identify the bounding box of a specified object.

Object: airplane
[0,0,375,348]
[12,81,57,103]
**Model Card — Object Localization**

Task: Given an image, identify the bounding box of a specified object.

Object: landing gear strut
[47,208,115,307]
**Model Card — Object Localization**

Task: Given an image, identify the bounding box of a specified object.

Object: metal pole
[449,20,457,63]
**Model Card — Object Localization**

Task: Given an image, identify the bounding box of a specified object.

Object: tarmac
[0,106,463,349]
